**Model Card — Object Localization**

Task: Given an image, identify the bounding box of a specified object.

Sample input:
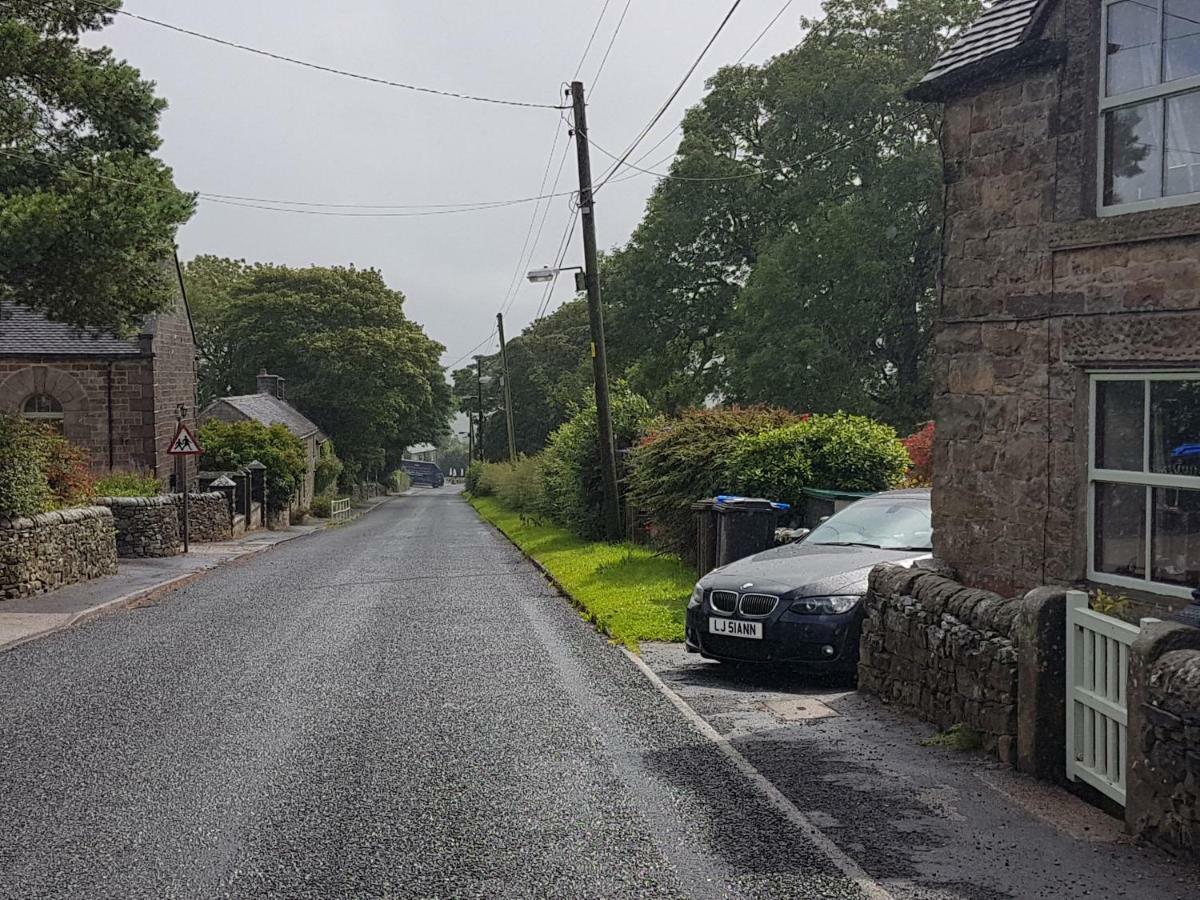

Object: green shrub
[627,406,799,559]
[314,440,343,495]
[495,456,545,514]
[725,412,910,503]
[475,460,505,497]
[540,385,652,540]
[0,414,50,517]
[310,495,332,518]
[464,460,484,494]
[790,412,910,491]
[94,471,162,497]
[390,470,412,493]
[38,428,94,509]
[199,419,307,513]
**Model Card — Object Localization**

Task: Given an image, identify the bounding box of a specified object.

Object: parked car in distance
[400,459,445,488]
[686,488,932,673]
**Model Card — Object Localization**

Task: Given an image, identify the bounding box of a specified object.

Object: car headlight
[789,595,862,615]
[689,584,705,609]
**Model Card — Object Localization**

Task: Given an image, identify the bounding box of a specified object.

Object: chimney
[256,369,286,400]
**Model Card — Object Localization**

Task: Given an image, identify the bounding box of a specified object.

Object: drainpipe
[106,361,115,470]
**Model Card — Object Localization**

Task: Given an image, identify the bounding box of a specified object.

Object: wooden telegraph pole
[496,312,517,462]
[475,355,485,461]
[570,81,621,541]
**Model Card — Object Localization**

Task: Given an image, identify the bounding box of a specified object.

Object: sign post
[167,414,203,553]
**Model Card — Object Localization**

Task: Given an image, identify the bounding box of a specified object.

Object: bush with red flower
[901,421,935,487]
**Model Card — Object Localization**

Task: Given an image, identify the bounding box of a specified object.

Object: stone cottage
[0,265,199,488]
[201,372,327,508]
[910,0,1200,608]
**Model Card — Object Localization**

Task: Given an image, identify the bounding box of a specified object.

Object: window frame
[1098,0,1200,216]
[1087,371,1200,598]
[20,393,65,426]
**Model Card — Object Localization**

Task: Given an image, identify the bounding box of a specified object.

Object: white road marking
[623,649,895,900]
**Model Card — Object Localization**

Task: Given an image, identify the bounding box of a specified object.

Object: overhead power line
[594,0,745,191]
[444,329,498,371]
[75,0,565,110]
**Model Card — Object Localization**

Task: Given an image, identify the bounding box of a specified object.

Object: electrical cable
[73,0,566,110]
[587,0,635,93]
[444,329,498,371]
[593,0,745,191]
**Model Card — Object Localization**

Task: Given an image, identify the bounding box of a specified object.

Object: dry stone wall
[859,564,1020,762]
[0,507,117,600]
[97,496,181,558]
[177,492,231,542]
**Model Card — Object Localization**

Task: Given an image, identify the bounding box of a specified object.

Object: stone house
[0,267,199,488]
[200,372,327,508]
[910,0,1200,607]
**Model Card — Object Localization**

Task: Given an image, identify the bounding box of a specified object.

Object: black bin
[714,497,778,567]
[692,498,718,577]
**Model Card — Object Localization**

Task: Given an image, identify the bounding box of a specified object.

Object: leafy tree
[199,419,306,513]
[181,255,249,405]
[192,263,452,478]
[0,1,194,330]
[604,0,982,431]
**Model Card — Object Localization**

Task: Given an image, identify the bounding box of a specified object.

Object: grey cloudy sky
[88,1,821,370]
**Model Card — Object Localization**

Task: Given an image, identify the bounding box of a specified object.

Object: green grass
[469,495,693,650]
[919,724,984,752]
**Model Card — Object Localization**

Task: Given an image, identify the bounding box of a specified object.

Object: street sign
[167,422,203,456]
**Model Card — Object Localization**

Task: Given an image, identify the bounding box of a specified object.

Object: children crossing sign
[167,423,203,456]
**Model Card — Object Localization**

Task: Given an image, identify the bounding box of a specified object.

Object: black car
[400,459,445,488]
[686,488,932,672]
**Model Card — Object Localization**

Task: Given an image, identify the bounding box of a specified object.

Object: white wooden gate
[1065,590,1156,806]
[331,497,352,523]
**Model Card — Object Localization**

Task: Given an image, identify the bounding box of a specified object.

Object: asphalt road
[0,488,867,899]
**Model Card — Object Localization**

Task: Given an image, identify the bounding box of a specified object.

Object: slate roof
[915,0,1046,90]
[214,393,325,440]
[0,302,143,357]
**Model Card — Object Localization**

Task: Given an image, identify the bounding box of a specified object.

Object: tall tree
[0,1,193,330]
[604,0,981,431]
[196,263,451,478]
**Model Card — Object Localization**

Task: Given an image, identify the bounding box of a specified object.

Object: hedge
[199,419,306,513]
[0,415,94,517]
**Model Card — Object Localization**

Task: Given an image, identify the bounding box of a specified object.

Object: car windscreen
[806,498,932,551]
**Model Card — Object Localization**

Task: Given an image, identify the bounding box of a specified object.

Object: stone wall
[929,0,1200,597]
[177,491,231,543]
[0,507,117,600]
[1127,622,1200,861]
[96,496,182,558]
[858,564,1020,762]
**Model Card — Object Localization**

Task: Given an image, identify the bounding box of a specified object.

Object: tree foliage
[184,260,452,478]
[199,419,306,513]
[0,0,194,330]
[603,0,982,430]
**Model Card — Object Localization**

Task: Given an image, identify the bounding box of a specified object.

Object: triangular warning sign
[167,422,203,456]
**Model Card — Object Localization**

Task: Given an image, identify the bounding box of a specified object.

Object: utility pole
[496,312,517,462]
[474,355,485,461]
[570,80,621,541]
[467,417,474,468]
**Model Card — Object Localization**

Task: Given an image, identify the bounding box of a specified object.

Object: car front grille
[710,590,738,614]
[738,593,779,617]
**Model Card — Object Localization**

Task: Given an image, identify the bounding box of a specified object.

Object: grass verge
[469,495,693,650]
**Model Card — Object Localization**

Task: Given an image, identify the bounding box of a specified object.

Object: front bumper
[685,602,862,671]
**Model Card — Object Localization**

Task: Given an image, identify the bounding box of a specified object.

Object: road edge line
[621,648,895,900]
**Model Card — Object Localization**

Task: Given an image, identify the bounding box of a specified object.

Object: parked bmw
[685,488,932,672]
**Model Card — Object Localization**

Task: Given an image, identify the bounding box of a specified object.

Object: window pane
[1165,0,1200,81]
[1152,487,1200,586]
[1166,90,1200,196]
[1096,380,1145,470]
[1151,378,1200,475]
[1104,101,1164,206]
[1107,0,1162,95]
[1095,482,1147,577]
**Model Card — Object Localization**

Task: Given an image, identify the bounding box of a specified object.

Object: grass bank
[469,495,692,650]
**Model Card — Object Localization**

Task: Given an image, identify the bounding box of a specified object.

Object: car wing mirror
[791,528,811,542]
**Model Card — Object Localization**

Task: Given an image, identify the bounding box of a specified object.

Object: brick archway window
[22,393,64,431]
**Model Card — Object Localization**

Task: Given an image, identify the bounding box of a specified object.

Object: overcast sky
[87,1,820,370]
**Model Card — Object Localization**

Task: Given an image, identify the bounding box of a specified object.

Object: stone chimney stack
[256,369,286,400]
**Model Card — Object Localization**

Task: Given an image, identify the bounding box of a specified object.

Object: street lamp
[527,266,587,292]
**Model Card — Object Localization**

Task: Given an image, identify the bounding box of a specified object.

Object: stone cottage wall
[174,492,231,543]
[95,496,182,558]
[0,507,117,600]
[931,0,1200,597]
[859,564,1020,762]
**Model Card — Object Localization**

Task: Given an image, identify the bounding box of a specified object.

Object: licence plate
[709,617,763,640]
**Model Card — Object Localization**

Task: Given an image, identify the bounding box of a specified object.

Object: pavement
[0,486,1196,898]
